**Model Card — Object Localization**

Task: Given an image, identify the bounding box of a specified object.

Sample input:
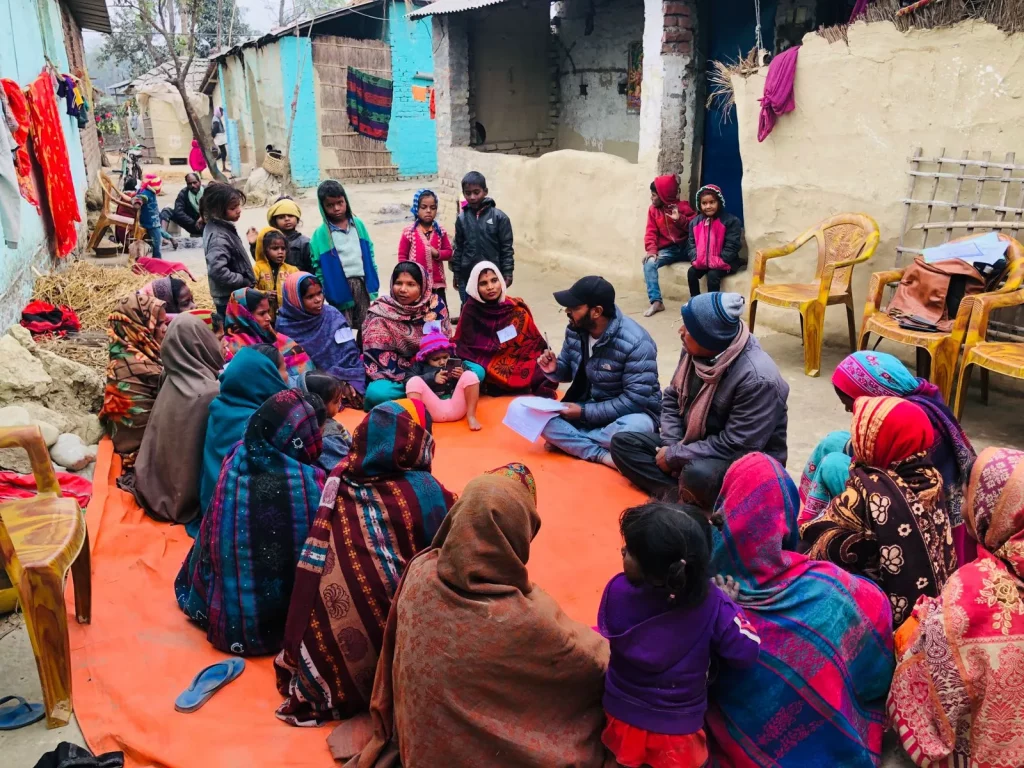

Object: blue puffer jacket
[547,308,661,429]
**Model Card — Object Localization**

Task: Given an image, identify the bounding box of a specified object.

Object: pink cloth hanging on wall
[757,46,800,143]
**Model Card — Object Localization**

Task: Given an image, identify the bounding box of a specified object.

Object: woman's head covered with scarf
[466,260,507,304]
[851,396,934,470]
[832,351,940,405]
[340,399,433,480]
[965,447,1024,564]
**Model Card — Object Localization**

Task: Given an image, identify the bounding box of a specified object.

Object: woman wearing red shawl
[222,287,312,379]
[454,261,556,397]
[331,464,613,768]
[707,453,894,767]
[888,447,1024,768]
[275,399,456,725]
[800,397,957,628]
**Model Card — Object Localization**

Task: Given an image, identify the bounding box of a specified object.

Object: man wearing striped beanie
[609,292,790,509]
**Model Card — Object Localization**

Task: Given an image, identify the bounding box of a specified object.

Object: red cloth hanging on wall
[26,72,80,257]
[1,78,40,210]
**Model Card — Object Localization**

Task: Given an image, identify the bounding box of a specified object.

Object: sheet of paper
[496,325,518,343]
[922,232,1008,265]
[335,327,355,343]
[514,396,567,412]
[502,397,566,442]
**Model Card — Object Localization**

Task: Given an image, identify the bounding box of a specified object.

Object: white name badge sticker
[335,327,355,344]
[496,325,518,343]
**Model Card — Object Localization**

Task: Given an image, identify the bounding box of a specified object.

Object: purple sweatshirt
[597,573,760,735]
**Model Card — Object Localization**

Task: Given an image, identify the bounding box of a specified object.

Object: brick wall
[656,0,699,182]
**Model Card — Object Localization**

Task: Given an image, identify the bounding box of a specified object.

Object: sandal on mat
[174,658,245,713]
[0,695,45,730]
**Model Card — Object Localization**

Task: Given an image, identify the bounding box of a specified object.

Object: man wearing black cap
[609,292,789,508]
[537,276,661,468]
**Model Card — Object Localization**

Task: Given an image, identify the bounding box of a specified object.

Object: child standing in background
[267,197,313,273]
[134,174,174,259]
[399,189,453,306]
[201,182,255,318]
[309,180,379,330]
[250,227,297,321]
[452,171,514,305]
[686,185,743,296]
[599,501,759,768]
[643,174,696,316]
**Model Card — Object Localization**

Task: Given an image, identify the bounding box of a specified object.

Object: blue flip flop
[174,658,245,713]
[0,695,45,730]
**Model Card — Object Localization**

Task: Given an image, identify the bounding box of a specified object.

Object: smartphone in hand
[445,357,463,375]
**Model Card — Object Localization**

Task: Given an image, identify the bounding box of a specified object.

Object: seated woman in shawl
[196,344,289,536]
[99,292,169,465]
[453,261,556,397]
[275,400,456,725]
[889,447,1024,767]
[707,453,895,767]
[223,287,312,379]
[176,389,327,656]
[801,351,976,562]
[140,276,196,317]
[275,272,365,404]
[133,314,223,526]
[332,464,612,767]
[362,263,476,410]
[250,227,298,321]
[800,397,957,629]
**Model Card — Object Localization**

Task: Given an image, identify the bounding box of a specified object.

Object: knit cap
[681,292,745,353]
[414,321,454,362]
[140,173,163,195]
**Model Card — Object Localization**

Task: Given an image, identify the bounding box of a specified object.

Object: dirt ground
[3,175,1022,766]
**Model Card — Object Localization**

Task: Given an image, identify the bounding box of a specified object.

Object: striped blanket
[347,66,393,141]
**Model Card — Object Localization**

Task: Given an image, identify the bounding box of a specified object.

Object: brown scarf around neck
[672,323,750,444]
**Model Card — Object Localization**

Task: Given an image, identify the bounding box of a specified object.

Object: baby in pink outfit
[405,324,483,431]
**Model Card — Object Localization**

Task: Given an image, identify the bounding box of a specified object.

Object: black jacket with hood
[452,198,514,284]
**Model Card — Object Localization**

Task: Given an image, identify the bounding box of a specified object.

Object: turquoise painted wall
[386,2,437,177]
[280,36,321,188]
[0,0,89,330]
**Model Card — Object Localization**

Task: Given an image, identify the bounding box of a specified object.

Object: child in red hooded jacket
[643,175,696,317]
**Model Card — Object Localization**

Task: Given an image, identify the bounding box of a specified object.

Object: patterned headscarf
[340,399,434,479]
[411,188,440,235]
[851,396,934,470]
[485,462,538,503]
[222,287,312,378]
[99,293,166,452]
[833,351,924,399]
[966,447,1024,570]
[175,389,327,656]
[149,277,192,314]
[708,453,894,767]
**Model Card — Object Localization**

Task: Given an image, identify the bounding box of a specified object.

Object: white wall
[554,0,644,162]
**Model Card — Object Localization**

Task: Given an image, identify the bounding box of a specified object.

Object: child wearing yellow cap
[267,196,312,273]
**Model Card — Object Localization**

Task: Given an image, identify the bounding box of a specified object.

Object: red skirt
[602,714,709,768]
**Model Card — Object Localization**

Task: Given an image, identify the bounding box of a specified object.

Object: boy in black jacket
[452,171,514,304]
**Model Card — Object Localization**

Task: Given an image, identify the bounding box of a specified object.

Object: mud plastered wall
[733,21,1024,342]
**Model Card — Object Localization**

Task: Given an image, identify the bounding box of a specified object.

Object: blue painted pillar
[279,36,321,188]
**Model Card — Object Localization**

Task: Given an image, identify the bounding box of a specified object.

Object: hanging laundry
[26,71,81,258]
[57,75,81,118]
[1,79,40,210]
[757,45,800,142]
[346,66,393,141]
[0,89,21,247]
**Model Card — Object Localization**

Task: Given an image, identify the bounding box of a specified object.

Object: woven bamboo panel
[312,35,397,182]
[897,149,1024,336]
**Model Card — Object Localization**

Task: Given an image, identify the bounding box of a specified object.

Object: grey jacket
[663,334,789,468]
[547,309,661,429]
[204,219,256,304]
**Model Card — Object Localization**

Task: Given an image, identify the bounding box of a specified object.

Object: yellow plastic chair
[0,426,91,728]
[749,213,880,377]
[953,288,1024,419]
[859,233,1024,404]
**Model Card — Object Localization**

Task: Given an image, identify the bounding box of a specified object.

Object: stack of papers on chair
[922,231,1009,266]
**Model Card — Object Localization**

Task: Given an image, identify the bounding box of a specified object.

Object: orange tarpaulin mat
[67,397,645,767]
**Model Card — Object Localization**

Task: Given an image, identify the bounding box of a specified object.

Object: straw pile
[32,260,212,331]
[851,0,1024,34]
[35,335,109,373]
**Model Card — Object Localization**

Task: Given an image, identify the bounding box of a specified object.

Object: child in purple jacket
[598,502,760,768]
